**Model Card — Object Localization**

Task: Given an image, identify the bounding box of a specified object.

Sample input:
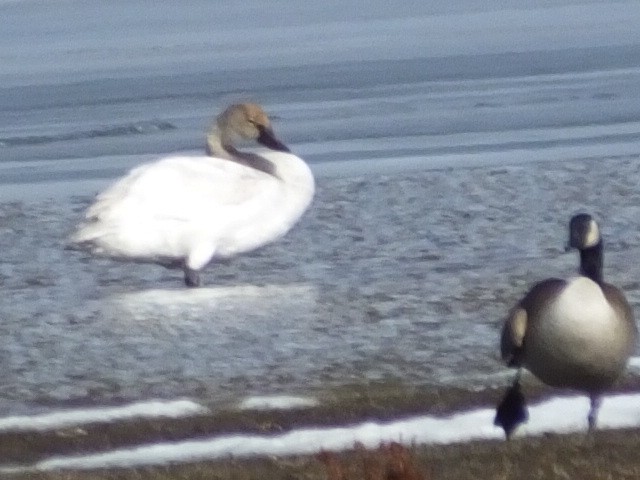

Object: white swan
[70,103,315,287]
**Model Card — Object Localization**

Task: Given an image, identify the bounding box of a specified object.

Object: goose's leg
[588,394,601,431]
[183,265,201,287]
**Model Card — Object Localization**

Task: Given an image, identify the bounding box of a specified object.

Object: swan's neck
[206,127,276,176]
[205,127,234,160]
[579,241,603,284]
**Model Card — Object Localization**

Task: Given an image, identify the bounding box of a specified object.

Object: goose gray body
[497,214,637,436]
[502,276,635,390]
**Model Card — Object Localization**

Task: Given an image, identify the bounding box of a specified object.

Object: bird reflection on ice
[108,283,319,321]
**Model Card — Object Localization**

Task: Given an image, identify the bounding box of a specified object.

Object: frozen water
[2,1,640,87]
[1,152,640,416]
[0,0,640,443]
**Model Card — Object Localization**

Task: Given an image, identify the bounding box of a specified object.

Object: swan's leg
[588,394,601,431]
[513,367,522,384]
[183,265,201,287]
[183,246,215,287]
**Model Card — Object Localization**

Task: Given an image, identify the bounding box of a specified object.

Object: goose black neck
[579,241,603,284]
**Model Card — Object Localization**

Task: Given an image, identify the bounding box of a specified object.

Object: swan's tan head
[214,103,289,153]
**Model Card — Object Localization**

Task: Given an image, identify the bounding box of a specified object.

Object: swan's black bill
[257,126,290,152]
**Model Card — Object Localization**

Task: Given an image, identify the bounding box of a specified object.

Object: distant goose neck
[579,241,603,284]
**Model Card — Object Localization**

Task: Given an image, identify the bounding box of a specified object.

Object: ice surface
[1,0,640,447]
[6,65,640,186]
[2,1,640,86]
[1,153,640,416]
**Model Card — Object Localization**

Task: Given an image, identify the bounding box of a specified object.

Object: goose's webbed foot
[495,377,529,439]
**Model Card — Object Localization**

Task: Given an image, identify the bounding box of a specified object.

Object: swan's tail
[66,221,110,252]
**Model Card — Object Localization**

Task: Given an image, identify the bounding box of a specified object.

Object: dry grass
[7,428,640,480]
[6,382,640,479]
[0,384,502,465]
[318,443,428,480]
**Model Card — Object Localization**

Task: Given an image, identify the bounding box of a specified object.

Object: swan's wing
[86,155,277,222]
[71,155,281,253]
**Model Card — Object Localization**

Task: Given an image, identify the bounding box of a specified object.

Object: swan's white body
[72,150,314,275]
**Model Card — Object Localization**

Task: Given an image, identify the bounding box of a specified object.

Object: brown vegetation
[318,442,428,480]
[6,429,640,479]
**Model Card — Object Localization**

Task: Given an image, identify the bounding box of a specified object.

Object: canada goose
[70,103,315,287]
[495,213,637,437]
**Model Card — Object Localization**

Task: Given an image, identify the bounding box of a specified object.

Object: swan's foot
[495,375,528,439]
[588,395,601,431]
[183,267,201,287]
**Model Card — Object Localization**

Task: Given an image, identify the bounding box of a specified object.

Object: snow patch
[8,393,640,472]
[626,356,640,371]
[0,399,208,433]
[238,395,319,411]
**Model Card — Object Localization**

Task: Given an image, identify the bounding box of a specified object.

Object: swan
[495,214,637,437]
[70,103,315,287]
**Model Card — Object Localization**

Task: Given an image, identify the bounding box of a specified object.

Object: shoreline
[4,425,640,479]
[1,379,639,474]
